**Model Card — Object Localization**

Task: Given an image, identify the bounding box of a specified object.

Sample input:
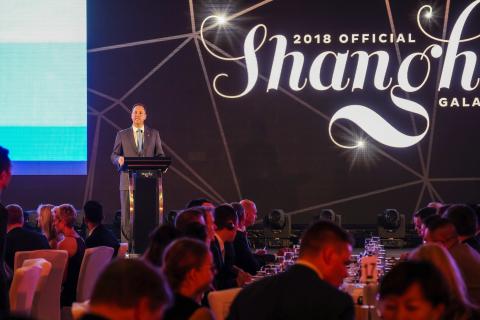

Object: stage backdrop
[3,0,480,225]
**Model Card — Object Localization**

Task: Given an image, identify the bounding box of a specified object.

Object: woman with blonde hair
[37,204,59,248]
[409,243,479,319]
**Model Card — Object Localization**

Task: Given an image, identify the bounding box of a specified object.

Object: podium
[123,157,171,254]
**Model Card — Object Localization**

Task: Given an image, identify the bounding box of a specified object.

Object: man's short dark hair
[0,146,11,174]
[443,204,478,237]
[163,238,210,291]
[6,204,23,225]
[181,222,208,242]
[414,207,437,222]
[83,200,103,224]
[186,198,211,208]
[214,204,237,230]
[131,103,147,113]
[175,207,204,231]
[379,261,449,307]
[90,259,171,311]
[426,217,455,234]
[299,220,353,257]
[144,225,181,267]
[423,214,442,230]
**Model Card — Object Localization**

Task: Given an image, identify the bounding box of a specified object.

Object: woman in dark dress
[53,204,85,306]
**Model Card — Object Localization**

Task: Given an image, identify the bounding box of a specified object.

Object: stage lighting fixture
[424,11,433,19]
[263,209,292,247]
[216,15,227,25]
[357,140,365,148]
[316,209,342,227]
[377,209,406,246]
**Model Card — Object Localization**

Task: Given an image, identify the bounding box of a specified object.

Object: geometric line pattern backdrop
[4,0,480,225]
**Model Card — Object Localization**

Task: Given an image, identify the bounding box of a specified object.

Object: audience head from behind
[186,198,214,209]
[83,200,104,231]
[443,204,478,241]
[144,224,181,267]
[53,204,77,234]
[378,261,448,320]
[163,238,215,302]
[0,145,12,192]
[214,204,238,243]
[37,204,58,246]
[87,259,172,320]
[231,202,245,231]
[424,217,459,249]
[409,243,476,318]
[175,207,205,232]
[298,220,353,288]
[6,204,24,232]
[240,199,257,228]
[413,207,437,237]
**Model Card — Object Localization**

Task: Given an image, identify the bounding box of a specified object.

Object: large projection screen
[0,0,87,175]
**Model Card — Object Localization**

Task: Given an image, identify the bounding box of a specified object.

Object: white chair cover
[208,288,242,320]
[9,264,42,316]
[118,242,129,258]
[76,246,114,302]
[14,250,69,320]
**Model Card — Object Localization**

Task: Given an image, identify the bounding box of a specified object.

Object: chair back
[76,246,114,302]
[118,242,129,258]
[14,250,69,320]
[9,264,42,316]
[208,288,242,320]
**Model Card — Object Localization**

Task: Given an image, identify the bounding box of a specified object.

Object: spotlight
[377,209,406,247]
[263,209,292,247]
[216,15,227,25]
[357,140,365,148]
[315,209,342,227]
[424,11,433,19]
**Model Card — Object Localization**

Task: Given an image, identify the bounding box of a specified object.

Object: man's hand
[118,156,124,166]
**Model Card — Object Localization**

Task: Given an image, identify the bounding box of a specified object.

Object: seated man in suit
[232,202,259,275]
[228,220,354,320]
[211,204,251,290]
[84,200,120,257]
[442,204,480,253]
[5,204,50,270]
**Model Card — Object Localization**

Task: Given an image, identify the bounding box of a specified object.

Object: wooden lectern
[123,157,171,254]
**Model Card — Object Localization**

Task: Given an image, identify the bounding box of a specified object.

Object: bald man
[425,217,480,304]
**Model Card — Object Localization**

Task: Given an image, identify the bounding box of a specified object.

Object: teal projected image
[0,0,87,175]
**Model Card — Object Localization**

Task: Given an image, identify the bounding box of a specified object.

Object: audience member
[143,225,181,267]
[38,204,60,248]
[378,261,448,320]
[443,204,480,253]
[201,205,216,246]
[232,202,259,275]
[425,217,480,305]
[186,198,214,209]
[84,200,120,257]
[5,204,49,270]
[228,220,354,320]
[175,207,205,232]
[54,204,86,306]
[0,146,12,318]
[413,207,437,238]
[409,243,479,319]
[240,199,257,228]
[162,238,215,320]
[182,222,208,243]
[212,204,250,289]
[80,259,172,320]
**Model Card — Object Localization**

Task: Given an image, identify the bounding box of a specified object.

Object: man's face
[222,219,238,242]
[244,203,257,227]
[0,167,12,190]
[204,209,216,243]
[131,105,147,128]
[321,243,352,288]
[413,217,422,236]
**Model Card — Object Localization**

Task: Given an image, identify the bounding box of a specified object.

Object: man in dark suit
[84,200,120,257]
[0,146,12,318]
[228,220,354,320]
[233,200,260,275]
[5,204,50,270]
[211,204,251,290]
[111,103,164,242]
